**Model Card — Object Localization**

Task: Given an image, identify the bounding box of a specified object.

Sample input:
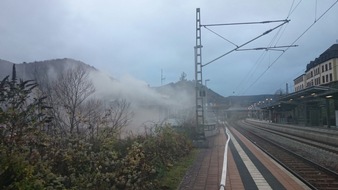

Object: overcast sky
[1,0,338,97]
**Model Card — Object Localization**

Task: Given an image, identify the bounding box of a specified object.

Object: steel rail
[234,121,338,189]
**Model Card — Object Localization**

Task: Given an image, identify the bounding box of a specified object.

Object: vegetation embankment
[0,65,196,190]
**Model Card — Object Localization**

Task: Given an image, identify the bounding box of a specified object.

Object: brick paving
[180,126,310,190]
[181,128,227,190]
[225,150,245,189]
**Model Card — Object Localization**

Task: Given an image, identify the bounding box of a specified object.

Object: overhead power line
[287,0,303,19]
[236,45,298,52]
[203,26,238,47]
[242,0,338,95]
[235,22,290,95]
[202,20,290,67]
[237,0,302,95]
[201,19,288,27]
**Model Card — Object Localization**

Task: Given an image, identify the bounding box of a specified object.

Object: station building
[294,44,338,91]
[261,43,338,127]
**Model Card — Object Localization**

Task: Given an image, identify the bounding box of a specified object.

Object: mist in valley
[89,69,195,135]
[0,59,197,189]
[0,59,195,136]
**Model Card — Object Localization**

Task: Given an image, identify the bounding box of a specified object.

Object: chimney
[286,83,289,94]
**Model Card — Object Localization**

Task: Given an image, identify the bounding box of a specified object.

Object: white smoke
[89,71,194,134]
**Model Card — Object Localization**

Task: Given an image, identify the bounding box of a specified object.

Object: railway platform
[179,125,310,190]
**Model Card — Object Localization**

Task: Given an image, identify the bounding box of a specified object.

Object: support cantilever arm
[202,20,290,67]
[236,45,298,52]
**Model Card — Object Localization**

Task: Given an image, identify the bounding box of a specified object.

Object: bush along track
[0,71,194,190]
[0,123,193,189]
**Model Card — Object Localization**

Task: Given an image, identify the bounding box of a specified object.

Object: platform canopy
[260,86,338,111]
[279,86,338,101]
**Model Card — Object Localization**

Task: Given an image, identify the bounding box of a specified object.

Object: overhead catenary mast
[194,8,296,138]
[194,8,205,138]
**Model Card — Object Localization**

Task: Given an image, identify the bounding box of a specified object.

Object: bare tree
[34,64,133,139]
[100,99,133,138]
[50,65,95,136]
[78,99,103,139]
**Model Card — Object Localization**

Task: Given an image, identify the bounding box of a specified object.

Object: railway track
[230,120,338,190]
[241,120,338,155]
[244,119,338,146]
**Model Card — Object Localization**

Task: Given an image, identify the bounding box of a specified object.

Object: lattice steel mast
[193,8,295,138]
[194,8,205,137]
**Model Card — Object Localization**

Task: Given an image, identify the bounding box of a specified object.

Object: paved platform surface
[178,128,226,190]
[191,128,226,190]
[179,126,311,190]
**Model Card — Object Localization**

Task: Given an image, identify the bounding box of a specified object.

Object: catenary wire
[203,26,238,47]
[287,0,303,19]
[236,0,298,95]
[236,22,288,95]
[203,20,289,67]
[242,0,338,95]
[237,0,299,95]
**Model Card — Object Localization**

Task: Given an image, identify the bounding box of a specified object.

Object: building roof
[294,73,305,83]
[261,101,298,111]
[278,85,338,101]
[226,106,248,112]
[305,44,338,72]
[260,85,338,112]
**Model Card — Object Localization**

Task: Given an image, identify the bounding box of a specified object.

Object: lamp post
[205,79,210,108]
[266,98,272,122]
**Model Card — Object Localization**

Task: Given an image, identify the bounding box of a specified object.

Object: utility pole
[195,8,205,139]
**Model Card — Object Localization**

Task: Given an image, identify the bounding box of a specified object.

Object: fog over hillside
[0,58,195,134]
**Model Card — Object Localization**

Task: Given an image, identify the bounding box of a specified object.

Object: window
[322,65,325,72]
[323,76,325,83]
[329,62,332,70]
[326,64,328,71]
[326,75,329,82]
[330,73,333,81]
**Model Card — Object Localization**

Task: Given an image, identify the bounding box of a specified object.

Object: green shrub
[0,72,193,189]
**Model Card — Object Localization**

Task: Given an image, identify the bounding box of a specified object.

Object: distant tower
[286,83,289,94]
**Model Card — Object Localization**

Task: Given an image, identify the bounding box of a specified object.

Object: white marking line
[220,124,231,190]
[229,130,272,190]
